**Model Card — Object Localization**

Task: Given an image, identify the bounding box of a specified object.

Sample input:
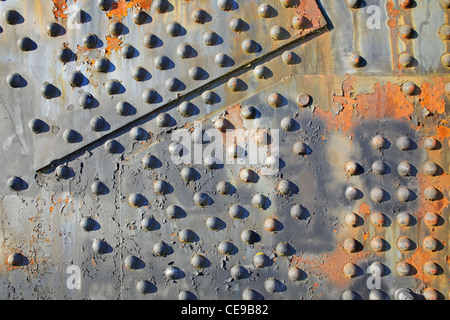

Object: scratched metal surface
[0,0,448,300]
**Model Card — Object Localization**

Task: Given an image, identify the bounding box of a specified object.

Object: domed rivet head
[229,204,245,220]
[193,192,209,207]
[371,160,386,175]
[344,212,359,227]
[230,265,247,280]
[370,236,385,252]
[441,0,450,8]
[218,241,236,255]
[154,55,170,70]
[202,90,217,104]
[7,252,23,266]
[153,240,171,257]
[109,21,124,36]
[215,52,231,67]
[423,161,438,176]
[68,71,83,87]
[128,193,145,207]
[241,229,259,244]
[397,161,412,176]
[177,43,193,59]
[270,25,284,40]
[91,181,105,195]
[253,65,269,79]
[343,262,359,278]
[424,186,439,201]
[401,81,416,95]
[396,136,412,150]
[281,117,295,132]
[251,193,267,209]
[277,179,292,195]
[397,236,414,251]
[124,255,140,270]
[164,266,181,280]
[345,161,360,175]
[276,242,292,256]
[141,216,157,231]
[132,66,147,82]
[17,37,34,51]
[166,21,182,37]
[218,0,234,11]
[203,31,218,45]
[345,186,360,200]
[239,168,255,183]
[398,52,414,68]
[227,77,242,92]
[132,10,148,25]
[396,261,412,276]
[370,211,386,227]
[206,216,223,231]
[92,239,107,254]
[342,290,361,300]
[55,165,71,179]
[343,237,358,253]
[395,288,415,300]
[253,253,270,268]
[399,25,414,39]
[268,92,283,108]
[115,101,132,116]
[371,135,386,149]
[292,15,308,29]
[280,0,297,8]
[282,50,298,65]
[178,101,195,117]
[399,0,413,9]
[4,9,19,25]
[47,22,62,37]
[80,217,95,231]
[242,288,264,301]
[7,73,23,88]
[423,137,439,150]
[215,118,230,132]
[189,66,205,81]
[57,47,73,63]
[83,33,98,49]
[349,53,363,67]
[422,236,438,252]
[258,4,273,18]
[216,181,233,195]
[180,167,196,182]
[142,154,157,169]
[241,39,257,53]
[142,88,158,104]
[345,0,362,8]
[265,155,279,169]
[98,0,113,11]
[192,8,208,24]
[396,211,412,227]
[63,129,78,143]
[368,261,385,277]
[178,291,196,300]
[29,119,44,134]
[121,44,135,59]
[166,205,182,220]
[7,176,23,191]
[424,212,439,227]
[165,77,182,92]
[264,218,281,232]
[153,180,168,195]
[296,93,311,107]
[396,186,411,202]
[104,139,121,153]
[136,280,153,294]
[40,82,56,99]
[265,278,283,293]
[105,79,121,95]
[369,289,389,300]
[179,228,197,243]
[423,261,439,276]
[288,266,303,281]
[154,0,169,13]
[156,113,172,127]
[143,33,158,49]
[95,57,110,73]
[423,288,441,301]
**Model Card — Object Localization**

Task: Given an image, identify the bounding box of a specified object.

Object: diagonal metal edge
[37,22,331,172]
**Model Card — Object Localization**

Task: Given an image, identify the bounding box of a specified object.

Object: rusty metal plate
[0,0,448,302]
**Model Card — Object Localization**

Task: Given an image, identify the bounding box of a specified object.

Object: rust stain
[419,78,446,115]
[106,0,153,19]
[105,36,123,55]
[435,125,450,141]
[52,0,68,19]
[405,247,431,284]
[386,0,400,19]
[359,203,371,216]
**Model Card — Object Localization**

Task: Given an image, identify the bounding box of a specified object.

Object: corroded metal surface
[0,0,448,300]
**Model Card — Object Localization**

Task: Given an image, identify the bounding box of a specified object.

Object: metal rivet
[40,82,56,99]
[424,186,439,201]
[423,137,439,150]
[370,211,386,227]
[7,73,23,88]
[369,289,389,300]
[343,262,358,278]
[177,43,194,59]
[95,57,110,73]
[165,77,182,92]
[29,119,44,134]
[396,136,412,150]
[69,71,83,87]
[202,90,217,104]
[423,288,441,301]
[154,0,169,13]
[281,117,295,132]
[264,218,281,232]
[143,33,158,48]
[55,165,71,179]
[253,65,269,79]
[343,237,358,253]
[345,161,360,175]
[178,101,195,117]
[288,266,303,281]
[281,50,298,65]
[398,25,413,39]
[92,239,107,254]
[397,236,414,251]
[371,135,386,149]
[218,241,236,255]
[164,266,182,280]
[80,217,95,231]
[396,186,411,202]
[277,179,292,196]
[398,52,414,68]
[57,47,73,63]
[4,9,19,25]
[83,33,98,49]
[156,113,171,127]
[345,186,360,200]
[203,31,218,45]
[132,66,148,82]
[368,261,385,277]
[7,252,23,266]
[7,176,23,191]
[109,21,124,36]
[264,278,283,293]
[239,168,255,183]
[47,22,62,37]
[192,8,208,24]
[227,77,241,92]
[180,167,196,182]
[265,155,279,169]
[344,212,359,227]
[153,180,168,195]
[251,193,267,209]
[124,255,140,270]
[153,240,171,257]
[276,242,292,256]
[242,288,264,300]
[280,0,297,8]
[422,236,438,252]
[142,154,157,169]
[230,265,247,280]
[370,236,385,252]
[396,211,412,227]
[241,229,259,244]
[397,161,412,176]
[423,161,438,176]
[292,15,308,29]
[141,216,157,231]
[349,53,363,67]
[253,253,270,268]
[395,288,414,300]
[104,139,120,153]
[63,129,78,143]
[179,228,197,243]
[17,37,33,51]
[296,93,311,107]
[166,21,182,37]
[241,39,257,54]
[268,92,282,108]
[91,181,105,195]
[215,52,231,67]
[205,216,223,231]
[115,101,131,116]
[399,0,413,9]
[270,25,284,40]
[258,4,273,18]
[142,88,158,104]
[179,291,196,300]
[136,280,153,294]
[166,204,182,219]
[423,261,439,276]
[105,79,121,95]
[424,212,439,227]
[218,0,234,11]
[188,66,205,81]
[121,44,135,59]
[345,0,361,8]
[132,10,148,25]
[371,160,386,175]
[342,290,361,300]
[441,0,450,9]
[154,55,170,70]
[396,261,412,276]
[229,204,245,220]
[193,192,209,207]
[128,193,145,207]
[98,0,113,11]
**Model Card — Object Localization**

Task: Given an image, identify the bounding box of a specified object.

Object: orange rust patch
[386,0,400,18]
[435,126,450,141]
[106,0,153,19]
[105,36,123,55]
[359,203,371,215]
[419,78,446,115]
[405,247,431,284]
[52,0,68,19]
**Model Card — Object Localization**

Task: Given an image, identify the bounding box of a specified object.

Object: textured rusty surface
[0,0,448,300]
